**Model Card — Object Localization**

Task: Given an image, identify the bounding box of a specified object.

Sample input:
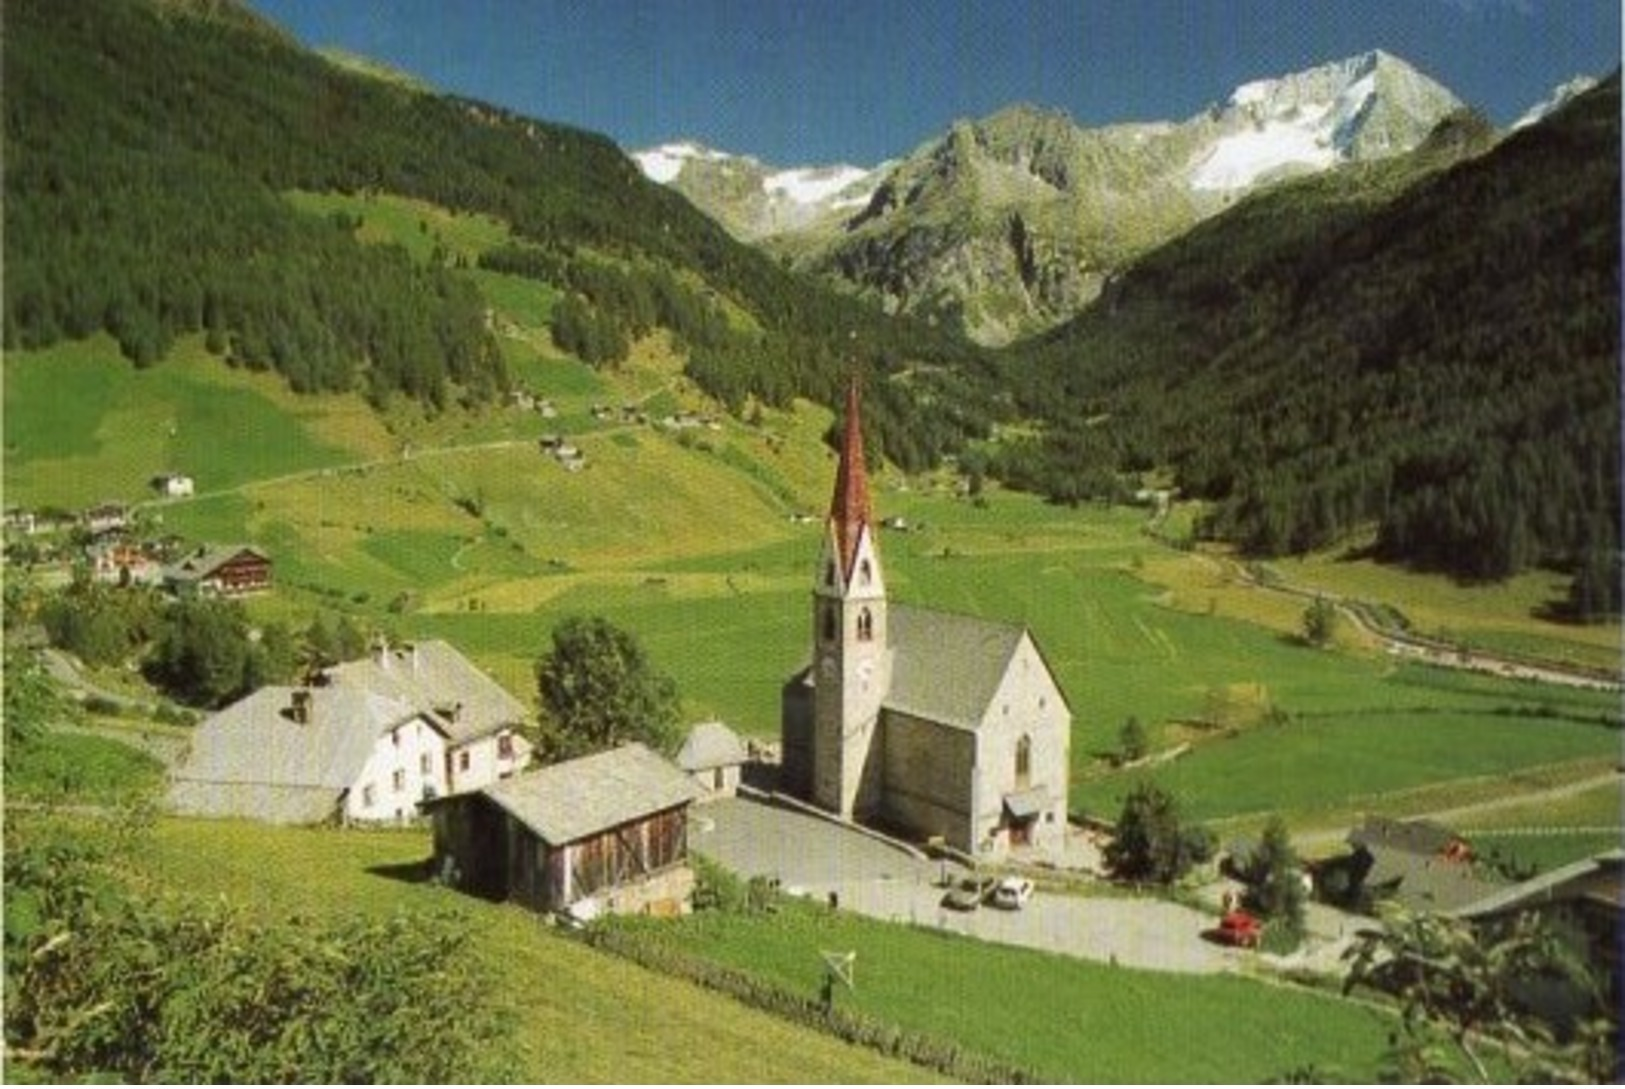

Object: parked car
[990,876,1034,910]
[1213,910,1262,948]
[940,875,996,911]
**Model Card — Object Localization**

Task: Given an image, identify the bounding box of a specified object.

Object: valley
[3,1,1619,1082]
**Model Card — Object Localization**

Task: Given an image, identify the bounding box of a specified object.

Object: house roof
[166,544,270,581]
[1359,845,1503,915]
[884,604,1030,730]
[1349,816,1461,856]
[1453,849,1625,920]
[472,743,696,846]
[169,684,434,822]
[325,640,530,744]
[677,721,748,772]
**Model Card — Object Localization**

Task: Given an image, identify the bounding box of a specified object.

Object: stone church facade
[781,383,1071,857]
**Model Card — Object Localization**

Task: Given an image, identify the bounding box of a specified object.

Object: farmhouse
[152,472,195,497]
[1339,816,1498,913]
[780,384,1071,857]
[169,640,532,824]
[81,501,130,536]
[165,544,273,596]
[427,743,697,918]
[677,720,749,799]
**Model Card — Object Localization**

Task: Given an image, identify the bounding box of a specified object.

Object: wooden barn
[426,743,697,919]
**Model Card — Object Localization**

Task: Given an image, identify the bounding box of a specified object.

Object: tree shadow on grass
[365,857,436,886]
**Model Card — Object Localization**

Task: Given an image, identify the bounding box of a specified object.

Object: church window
[856,607,874,642]
[858,559,872,586]
[1015,735,1032,790]
[821,604,838,644]
[825,560,837,587]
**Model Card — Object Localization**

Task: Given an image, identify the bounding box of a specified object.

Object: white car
[990,876,1034,910]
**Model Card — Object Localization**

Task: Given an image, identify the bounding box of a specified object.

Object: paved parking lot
[690,794,1354,976]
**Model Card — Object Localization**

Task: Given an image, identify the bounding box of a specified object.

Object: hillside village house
[426,743,697,919]
[164,544,273,596]
[780,384,1072,857]
[152,472,195,498]
[169,640,532,824]
[677,720,749,798]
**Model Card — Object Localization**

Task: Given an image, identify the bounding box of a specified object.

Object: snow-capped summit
[632,141,737,184]
[1512,75,1600,131]
[1191,51,1463,192]
[629,141,884,239]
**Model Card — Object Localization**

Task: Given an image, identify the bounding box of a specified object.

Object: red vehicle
[1214,910,1262,948]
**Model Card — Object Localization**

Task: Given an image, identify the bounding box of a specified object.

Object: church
[780,384,1072,857]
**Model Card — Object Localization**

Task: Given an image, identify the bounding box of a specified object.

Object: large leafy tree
[534,616,680,762]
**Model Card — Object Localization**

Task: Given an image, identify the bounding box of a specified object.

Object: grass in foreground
[122,817,936,1084]
[611,898,1392,1084]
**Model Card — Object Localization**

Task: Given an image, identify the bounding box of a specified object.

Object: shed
[427,743,697,918]
[676,721,749,798]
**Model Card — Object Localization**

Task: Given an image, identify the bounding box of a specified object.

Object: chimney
[290,689,312,725]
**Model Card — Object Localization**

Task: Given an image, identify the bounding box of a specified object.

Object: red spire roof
[829,378,873,580]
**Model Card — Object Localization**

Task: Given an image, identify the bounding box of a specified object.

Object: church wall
[972,636,1072,856]
[779,675,815,800]
[879,712,977,851]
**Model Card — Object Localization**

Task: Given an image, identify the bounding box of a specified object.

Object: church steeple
[828,378,874,587]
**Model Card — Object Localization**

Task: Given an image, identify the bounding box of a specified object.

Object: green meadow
[615,900,1392,1083]
[6,189,1618,850]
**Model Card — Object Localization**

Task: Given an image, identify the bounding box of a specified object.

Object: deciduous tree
[534,616,680,761]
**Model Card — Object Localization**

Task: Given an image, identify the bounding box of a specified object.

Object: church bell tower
[811,380,890,819]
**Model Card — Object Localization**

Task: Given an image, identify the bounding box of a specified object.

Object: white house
[676,720,749,799]
[169,640,533,824]
[154,473,195,498]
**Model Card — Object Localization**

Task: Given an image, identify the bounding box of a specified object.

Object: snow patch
[1191,120,1337,191]
[631,142,730,183]
[1512,75,1599,130]
[764,165,873,205]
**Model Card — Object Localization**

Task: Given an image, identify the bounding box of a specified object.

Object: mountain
[4,0,994,470]
[631,142,885,241]
[1005,72,1620,591]
[639,51,1466,346]
[1512,74,1601,131]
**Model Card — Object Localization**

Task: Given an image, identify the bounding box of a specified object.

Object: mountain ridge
[635,51,1590,345]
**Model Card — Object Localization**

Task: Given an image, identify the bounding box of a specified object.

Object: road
[692,795,1354,976]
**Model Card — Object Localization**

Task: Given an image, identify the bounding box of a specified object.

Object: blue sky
[252,1,1620,165]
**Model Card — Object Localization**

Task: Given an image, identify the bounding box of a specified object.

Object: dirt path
[1193,552,1620,692]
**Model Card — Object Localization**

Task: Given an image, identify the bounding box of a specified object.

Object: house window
[361,783,375,809]
[713,767,725,790]
[856,607,873,642]
[1015,735,1032,790]
[458,750,471,772]
[419,753,432,776]
[391,728,399,748]
[497,733,514,760]
[392,769,405,793]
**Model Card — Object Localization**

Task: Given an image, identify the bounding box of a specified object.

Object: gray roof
[325,640,529,743]
[1349,816,1461,856]
[1453,849,1625,920]
[474,743,696,845]
[885,604,1029,730]
[165,544,269,582]
[169,684,430,822]
[677,721,748,772]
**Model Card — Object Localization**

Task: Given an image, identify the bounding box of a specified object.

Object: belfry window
[858,559,872,586]
[856,607,874,642]
[821,604,838,644]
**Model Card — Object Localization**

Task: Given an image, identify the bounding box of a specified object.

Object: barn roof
[477,743,696,846]
[169,684,433,823]
[325,639,529,744]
